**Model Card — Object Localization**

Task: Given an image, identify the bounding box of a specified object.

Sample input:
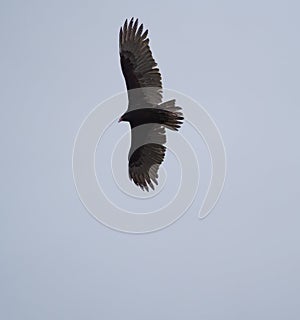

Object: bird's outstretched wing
[129,123,166,191]
[128,99,183,191]
[119,18,162,108]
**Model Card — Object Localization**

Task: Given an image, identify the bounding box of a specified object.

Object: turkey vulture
[118,18,184,191]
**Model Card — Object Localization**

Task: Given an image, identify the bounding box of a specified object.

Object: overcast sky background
[1,0,300,319]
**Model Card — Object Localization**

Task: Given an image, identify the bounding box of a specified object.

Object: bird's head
[118,113,129,123]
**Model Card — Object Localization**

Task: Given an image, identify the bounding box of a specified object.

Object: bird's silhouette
[119,18,184,191]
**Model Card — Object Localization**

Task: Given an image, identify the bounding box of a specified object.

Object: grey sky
[1,0,300,319]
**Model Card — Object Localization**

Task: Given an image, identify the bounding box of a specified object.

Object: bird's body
[119,18,184,191]
[121,107,182,129]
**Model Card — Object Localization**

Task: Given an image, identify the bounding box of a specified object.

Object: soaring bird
[118,18,184,191]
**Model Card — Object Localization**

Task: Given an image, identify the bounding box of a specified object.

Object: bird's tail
[156,99,184,131]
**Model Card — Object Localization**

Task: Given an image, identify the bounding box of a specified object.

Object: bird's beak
[118,117,122,123]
